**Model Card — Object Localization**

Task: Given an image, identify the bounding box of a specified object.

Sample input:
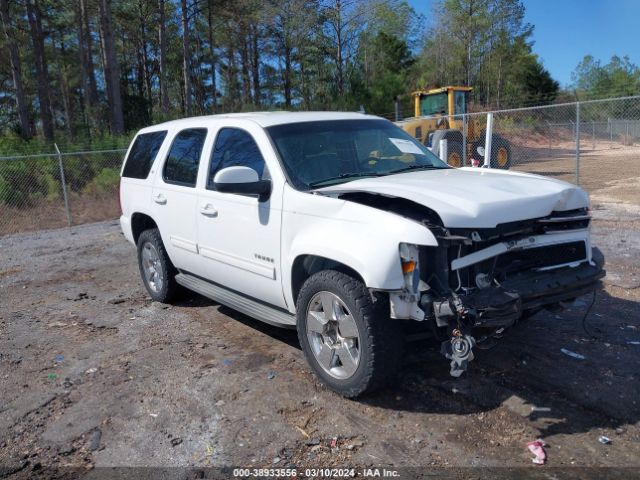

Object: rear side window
[207,128,266,189]
[163,128,207,187]
[122,131,167,179]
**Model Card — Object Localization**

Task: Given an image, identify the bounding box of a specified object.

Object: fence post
[484,113,493,167]
[575,102,580,185]
[439,139,448,163]
[462,114,467,166]
[54,143,72,227]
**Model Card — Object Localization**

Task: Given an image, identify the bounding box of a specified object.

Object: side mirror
[213,166,271,199]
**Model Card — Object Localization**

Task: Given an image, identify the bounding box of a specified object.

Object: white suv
[120,112,604,397]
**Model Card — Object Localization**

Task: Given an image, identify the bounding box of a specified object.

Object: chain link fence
[0,147,126,237]
[460,96,640,194]
[395,96,640,206]
[1,96,639,241]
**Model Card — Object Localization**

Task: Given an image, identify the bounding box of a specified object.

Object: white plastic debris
[560,348,585,360]
[531,406,552,412]
[598,435,611,445]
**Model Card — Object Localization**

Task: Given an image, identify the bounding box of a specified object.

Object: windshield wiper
[386,164,447,175]
[308,172,383,187]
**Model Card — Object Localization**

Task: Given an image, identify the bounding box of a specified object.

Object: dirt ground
[1,155,639,479]
[0,192,119,237]
[512,140,640,201]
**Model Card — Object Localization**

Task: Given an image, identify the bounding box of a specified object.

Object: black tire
[136,228,180,303]
[473,135,512,169]
[490,136,512,169]
[446,140,464,167]
[296,270,403,398]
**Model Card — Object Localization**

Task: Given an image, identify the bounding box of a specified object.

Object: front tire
[446,141,464,167]
[296,270,403,398]
[137,228,180,303]
[473,135,512,169]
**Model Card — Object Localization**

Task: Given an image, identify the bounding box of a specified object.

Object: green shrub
[61,155,97,192]
[0,160,51,207]
[43,173,61,200]
[83,168,120,195]
[0,132,129,208]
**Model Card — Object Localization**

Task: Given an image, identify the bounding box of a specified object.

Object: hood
[317,167,589,228]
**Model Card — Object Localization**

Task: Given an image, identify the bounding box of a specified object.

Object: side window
[454,91,466,115]
[163,128,207,187]
[207,128,266,190]
[122,131,167,179]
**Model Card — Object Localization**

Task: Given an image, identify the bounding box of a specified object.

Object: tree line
[0,0,588,146]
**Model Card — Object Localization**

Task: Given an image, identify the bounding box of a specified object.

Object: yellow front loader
[397,86,511,169]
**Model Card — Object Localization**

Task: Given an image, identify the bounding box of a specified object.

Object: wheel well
[131,213,158,244]
[291,255,365,306]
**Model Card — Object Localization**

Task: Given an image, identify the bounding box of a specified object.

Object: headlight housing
[399,243,420,293]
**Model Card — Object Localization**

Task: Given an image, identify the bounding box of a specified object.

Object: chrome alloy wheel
[141,242,163,293]
[306,291,361,379]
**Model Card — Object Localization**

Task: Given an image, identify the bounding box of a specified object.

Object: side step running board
[175,273,296,327]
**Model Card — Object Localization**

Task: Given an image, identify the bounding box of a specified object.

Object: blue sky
[407,0,640,87]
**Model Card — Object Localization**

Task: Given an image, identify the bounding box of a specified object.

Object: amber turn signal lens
[401,261,416,274]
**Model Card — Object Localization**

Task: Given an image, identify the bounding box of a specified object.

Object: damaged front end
[329,191,606,376]
[390,206,605,377]
[418,208,605,377]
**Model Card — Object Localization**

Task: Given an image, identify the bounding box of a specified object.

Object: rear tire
[296,270,403,398]
[137,228,180,303]
[490,137,511,169]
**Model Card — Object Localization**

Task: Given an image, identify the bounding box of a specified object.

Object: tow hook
[441,329,476,377]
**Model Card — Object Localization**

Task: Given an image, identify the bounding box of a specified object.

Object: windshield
[420,93,448,116]
[267,119,448,189]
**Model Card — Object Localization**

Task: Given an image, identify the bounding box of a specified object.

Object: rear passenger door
[195,126,286,308]
[150,128,209,274]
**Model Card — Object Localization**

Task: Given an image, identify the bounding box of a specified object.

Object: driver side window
[207,128,266,190]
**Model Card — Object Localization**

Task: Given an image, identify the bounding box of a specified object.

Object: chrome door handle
[200,204,218,217]
[153,194,167,205]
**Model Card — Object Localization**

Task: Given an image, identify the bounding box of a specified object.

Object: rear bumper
[120,215,134,244]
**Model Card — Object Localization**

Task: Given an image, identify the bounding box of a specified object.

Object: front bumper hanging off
[499,247,605,312]
[445,247,605,330]
[434,248,605,377]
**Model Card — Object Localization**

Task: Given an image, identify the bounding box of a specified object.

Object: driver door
[194,127,286,308]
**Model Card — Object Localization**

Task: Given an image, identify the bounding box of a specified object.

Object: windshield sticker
[389,138,423,155]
